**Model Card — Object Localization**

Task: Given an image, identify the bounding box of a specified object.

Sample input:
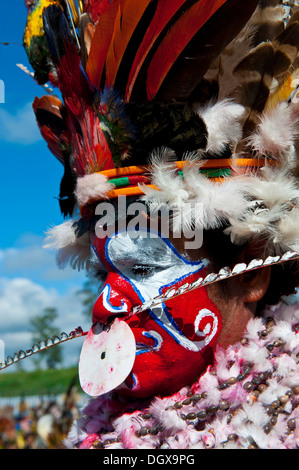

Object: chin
[116,345,215,399]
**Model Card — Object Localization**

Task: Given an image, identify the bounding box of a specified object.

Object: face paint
[87,228,222,398]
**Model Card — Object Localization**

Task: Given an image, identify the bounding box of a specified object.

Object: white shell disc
[79,319,136,397]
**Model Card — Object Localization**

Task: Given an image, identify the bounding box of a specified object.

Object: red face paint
[89,229,222,398]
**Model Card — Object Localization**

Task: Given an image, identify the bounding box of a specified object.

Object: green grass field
[0,367,80,397]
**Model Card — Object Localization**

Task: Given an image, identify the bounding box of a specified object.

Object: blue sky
[0,3,63,249]
[0,3,89,368]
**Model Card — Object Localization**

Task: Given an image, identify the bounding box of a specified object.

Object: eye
[131,265,155,277]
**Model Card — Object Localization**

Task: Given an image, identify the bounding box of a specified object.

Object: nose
[92,279,133,324]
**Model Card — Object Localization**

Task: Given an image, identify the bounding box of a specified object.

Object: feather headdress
[23,0,299,272]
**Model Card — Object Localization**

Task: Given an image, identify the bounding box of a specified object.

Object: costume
[64,302,299,449]
[17,0,299,448]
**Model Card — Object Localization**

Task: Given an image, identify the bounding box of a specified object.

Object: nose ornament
[79,319,136,397]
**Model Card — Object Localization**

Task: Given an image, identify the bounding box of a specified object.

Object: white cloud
[0,277,55,331]
[0,233,92,372]
[0,102,42,145]
[0,277,90,371]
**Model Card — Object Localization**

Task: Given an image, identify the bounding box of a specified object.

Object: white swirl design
[194,308,219,347]
[102,284,128,313]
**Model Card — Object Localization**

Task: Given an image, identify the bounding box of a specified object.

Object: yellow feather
[65,0,80,26]
[24,0,59,48]
[78,0,84,14]
[266,69,299,109]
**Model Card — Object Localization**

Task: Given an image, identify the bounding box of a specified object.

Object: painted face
[87,225,222,398]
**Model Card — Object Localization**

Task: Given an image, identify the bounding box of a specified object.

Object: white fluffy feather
[240,341,270,371]
[141,149,299,254]
[247,102,299,160]
[75,173,115,206]
[225,167,299,246]
[196,100,245,155]
[44,220,79,249]
[252,166,299,205]
[44,220,91,270]
[141,152,253,234]
[150,397,187,432]
[275,208,299,253]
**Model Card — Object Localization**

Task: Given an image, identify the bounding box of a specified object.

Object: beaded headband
[83,158,278,202]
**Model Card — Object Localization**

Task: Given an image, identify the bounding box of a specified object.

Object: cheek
[167,283,222,342]
[159,268,222,345]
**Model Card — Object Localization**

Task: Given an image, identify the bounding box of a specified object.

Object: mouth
[136,330,163,354]
[135,341,155,353]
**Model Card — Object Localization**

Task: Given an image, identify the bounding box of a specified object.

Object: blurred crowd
[0,386,81,449]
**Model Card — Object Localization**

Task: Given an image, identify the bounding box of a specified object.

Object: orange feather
[145,0,228,101]
[104,0,152,89]
[86,0,123,88]
[124,0,189,101]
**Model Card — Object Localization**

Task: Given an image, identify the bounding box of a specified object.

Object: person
[23,0,299,448]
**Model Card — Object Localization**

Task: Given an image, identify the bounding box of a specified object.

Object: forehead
[95,196,159,223]
[92,196,207,262]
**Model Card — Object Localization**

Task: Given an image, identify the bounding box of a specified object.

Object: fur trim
[44,220,91,270]
[75,173,115,207]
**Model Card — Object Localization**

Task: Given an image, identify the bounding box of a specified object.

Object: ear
[241,266,271,304]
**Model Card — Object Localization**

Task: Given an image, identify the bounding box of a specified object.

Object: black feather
[125,101,207,163]
[58,158,77,218]
[155,0,260,101]
[43,4,75,64]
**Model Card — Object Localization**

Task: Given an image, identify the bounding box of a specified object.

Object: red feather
[32,95,70,164]
[67,106,114,176]
[124,0,189,101]
[57,46,114,174]
[83,0,112,24]
[86,0,123,89]
[145,0,228,101]
[105,0,152,88]
[39,126,69,163]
